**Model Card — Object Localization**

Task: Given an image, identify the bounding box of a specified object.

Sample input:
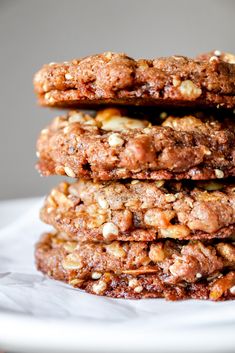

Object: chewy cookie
[37,109,235,181]
[41,179,235,242]
[34,52,235,109]
[34,50,235,301]
[35,231,235,300]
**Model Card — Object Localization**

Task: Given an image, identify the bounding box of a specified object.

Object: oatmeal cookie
[34,52,235,109]
[35,231,235,300]
[41,179,235,241]
[37,109,235,181]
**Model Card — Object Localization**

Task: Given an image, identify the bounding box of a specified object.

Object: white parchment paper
[0,198,234,353]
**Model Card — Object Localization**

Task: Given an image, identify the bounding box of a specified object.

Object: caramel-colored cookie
[41,179,235,242]
[34,52,235,109]
[35,232,235,300]
[37,109,235,181]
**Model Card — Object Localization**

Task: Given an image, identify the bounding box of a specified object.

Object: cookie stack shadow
[34,51,235,300]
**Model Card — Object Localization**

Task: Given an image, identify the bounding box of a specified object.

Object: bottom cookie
[75,272,235,301]
[35,232,235,301]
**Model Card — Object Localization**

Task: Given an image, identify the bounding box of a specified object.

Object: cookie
[33,52,235,109]
[36,109,235,181]
[35,232,235,300]
[41,179,235,242]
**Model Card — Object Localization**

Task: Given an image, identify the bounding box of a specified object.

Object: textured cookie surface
[37,109,235,181]
[35,232,235,300]
[34,51,235,109]
[41,179,235,242]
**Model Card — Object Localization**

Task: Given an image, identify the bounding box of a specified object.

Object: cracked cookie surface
[37,109,235,181]
[41,179,235,241]
[34,51,235,109]
[35,231,235,300]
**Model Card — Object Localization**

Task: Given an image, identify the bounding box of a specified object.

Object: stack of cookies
[34,51,235,300]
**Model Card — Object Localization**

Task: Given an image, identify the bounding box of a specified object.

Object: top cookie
[33,51,235,109]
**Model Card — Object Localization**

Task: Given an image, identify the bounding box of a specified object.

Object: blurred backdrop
[1,0,235,199]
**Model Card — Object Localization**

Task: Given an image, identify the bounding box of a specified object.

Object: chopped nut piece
[47,195,57,208]
[209,56,219,63]
[62,254,83,270]
[92,280,107,294]
[165,194,176,202]
[214,50,221,56]
[159,225,190,239]
[97,196,109,209]
[52,116,69,129]
[212,50,235,64]
[96,108,122,121]
[91,272,102,280]
[96,109,149,131]
[144,209,175,228]
[209,272,235,300]
[222,52,235,64]
[162,115,205,132]
[102,115,149,131]
[44,92,50,100]
[172,76,181,87]
[155,180,165,188]
[64,167,76,178]
[141,256,151,266]
[63,126,71,134]
[108,133,124,147]
[143,127,152,133]
[131,180,140,185]
[214,169,224,179]
[134,285,143,293]
[47,207,54,214]
[69,278,84,286]
[65,73,73,80]
[63,243,77,252]
[102,222,119,239]
[105,241,126,258]
[70,112,97,126]
[55,166,65,175]
[51,189,74,208]
[128,278,139,288]
[122,268,158,275]
[41,128,49,135]
[44,93,55,103]
[216,243,235,263]
[104,51,113,60]
[68,185,80,197]
[204,148,212,156]
[80,204,107,228]
[149,243,165,262]
[68,112,85,123]
[179,80,202,99]
[230,285,235,295]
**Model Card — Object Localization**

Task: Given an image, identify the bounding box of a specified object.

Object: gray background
[1,0,235,200]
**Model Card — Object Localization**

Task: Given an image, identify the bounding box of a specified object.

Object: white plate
[0,198,234,353]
